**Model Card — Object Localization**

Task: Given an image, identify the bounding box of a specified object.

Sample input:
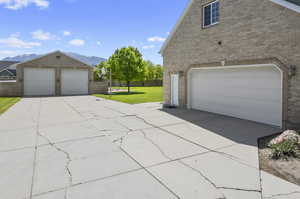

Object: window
[203,1,220,28]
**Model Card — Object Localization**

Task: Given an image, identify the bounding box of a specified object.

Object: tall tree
[94,61,109,81]
[108,46,144,93]
[154,65,163,80]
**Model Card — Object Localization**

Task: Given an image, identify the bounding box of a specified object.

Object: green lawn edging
[93,87,163,104]
[0,97,21,114]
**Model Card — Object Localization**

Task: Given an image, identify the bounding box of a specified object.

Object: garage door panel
[192,89,281,102]
[193,100,281,126]
[189,65,282,127]
[24,68,55,96]
[61,69,88,95]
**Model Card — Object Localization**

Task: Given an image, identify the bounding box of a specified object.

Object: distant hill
[2,52,106,66]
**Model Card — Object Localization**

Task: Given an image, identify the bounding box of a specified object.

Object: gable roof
[16,50,93,68]
[0,61,19,72]
[160,0,300,55]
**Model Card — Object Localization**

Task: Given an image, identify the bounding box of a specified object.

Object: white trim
[270,0,300,14]
[187,64,283,127]
[160,0,194,54]
[202,0,220,28]
[171,74,179,106]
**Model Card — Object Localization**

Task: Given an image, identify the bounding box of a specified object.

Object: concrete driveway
[1,96,299,199]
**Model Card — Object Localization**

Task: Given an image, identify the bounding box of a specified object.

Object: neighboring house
[0,61,19,79]
[0,51,107,97]
[160,0,300,129]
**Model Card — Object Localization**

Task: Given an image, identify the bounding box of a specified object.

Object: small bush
[270,140,298,159]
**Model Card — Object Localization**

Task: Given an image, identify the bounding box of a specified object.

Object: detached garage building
[0,51,107,97]
[161,0,300,129]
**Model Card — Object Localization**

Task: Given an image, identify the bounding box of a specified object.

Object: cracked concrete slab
[38,98,85,127]
[0,128,38,152]
[0,148,35,199]
[32,145,71,195]
[90,118,128,131]
[116,115,153,131]
[161,123,236,150]
[56,136,141,185]
[148,161,225,199]
[38,120,107,144]
[32,190,66,199]
[261,170,300,199]
[67,170,178,199]
[221,189,262,199]
[136,111,186,127]
[119,127,207,167]
[181,152,262,192]
[217,143,260,168]
[0,96,297,199]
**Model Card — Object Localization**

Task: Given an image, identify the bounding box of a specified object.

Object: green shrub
[270,140,298,159]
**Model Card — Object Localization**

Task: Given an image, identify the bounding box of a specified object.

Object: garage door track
[0,96,299,199]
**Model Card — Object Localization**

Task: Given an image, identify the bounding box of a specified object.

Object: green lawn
[94,87,163,104]
[0,97,21,114]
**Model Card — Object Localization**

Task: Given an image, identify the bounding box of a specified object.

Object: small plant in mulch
[268,130,300,160]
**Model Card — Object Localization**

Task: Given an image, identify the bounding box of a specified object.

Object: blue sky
[0,0,189,64]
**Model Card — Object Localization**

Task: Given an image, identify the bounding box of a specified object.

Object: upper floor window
[203,1,220,28]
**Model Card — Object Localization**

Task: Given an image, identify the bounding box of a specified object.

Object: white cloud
[0,35,41,48]
[31,30,57,40]
[96,41,101,46]
[142,45,155,49]
[10,32,21,38]
[69,39,85,46]
[147,36,166,42]
[0,50,17,55]
[0,50,19,59]
[63,31,71,36]
[0,0,49,10]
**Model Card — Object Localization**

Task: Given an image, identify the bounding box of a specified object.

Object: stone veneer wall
[162,0,300,128]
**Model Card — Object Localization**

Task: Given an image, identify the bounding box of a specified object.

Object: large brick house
[160,0,300,129]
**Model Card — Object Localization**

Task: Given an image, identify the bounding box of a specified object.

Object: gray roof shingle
[0,61,19,72]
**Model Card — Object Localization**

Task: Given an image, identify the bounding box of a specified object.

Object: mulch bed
[258,133,300,185]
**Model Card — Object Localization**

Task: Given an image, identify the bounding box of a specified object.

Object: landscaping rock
[268,130,300,146]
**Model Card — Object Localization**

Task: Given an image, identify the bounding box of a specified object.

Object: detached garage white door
[24,68,55,96]
[61,69,89,95]
[188,65,282,127]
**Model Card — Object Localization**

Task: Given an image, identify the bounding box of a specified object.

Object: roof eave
[270,0,300,13]
[16,50,93,68]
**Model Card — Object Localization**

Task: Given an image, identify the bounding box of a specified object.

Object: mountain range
[1,52,106,66]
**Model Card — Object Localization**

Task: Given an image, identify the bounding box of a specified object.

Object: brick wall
[162,0,300,128]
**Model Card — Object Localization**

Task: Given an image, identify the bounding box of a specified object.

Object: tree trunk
[127,81,130,93]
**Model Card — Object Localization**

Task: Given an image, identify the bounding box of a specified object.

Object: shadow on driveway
[161,107,281,147]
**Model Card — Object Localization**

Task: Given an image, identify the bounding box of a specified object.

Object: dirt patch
[258,133,300,185]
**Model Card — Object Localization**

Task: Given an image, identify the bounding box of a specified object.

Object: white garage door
[188,65,282,127]
[61,69,89,95]
[24,68,55,96]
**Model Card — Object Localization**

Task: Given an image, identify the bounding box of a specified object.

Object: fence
[112,80,163,87]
